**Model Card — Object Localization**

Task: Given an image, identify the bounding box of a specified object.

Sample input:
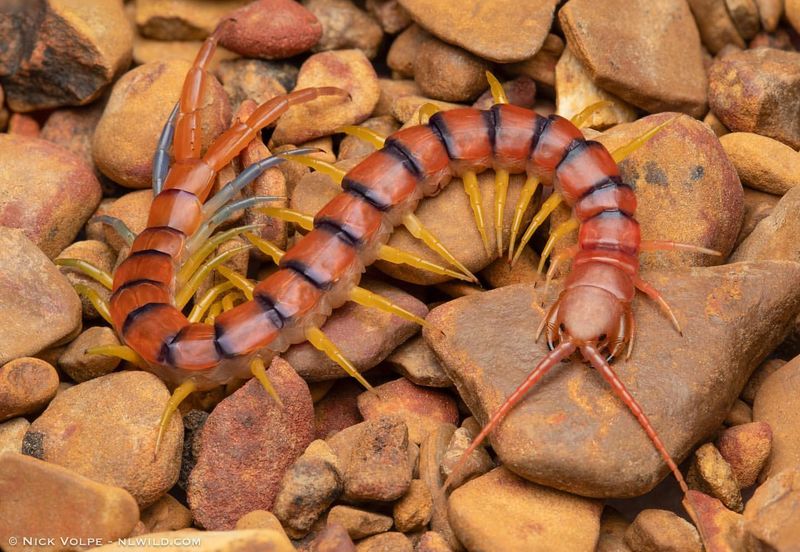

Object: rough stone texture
[415,531,453,552]
[736,188,780,248]
[139,494,192,533]
[235,510,286,533]
[448,467,602,552]
[726,0,761,40]
[307,522,356,552]
[136,0,248,40]
[387,24,429,77]
[393,479,433,532]
[0,357,59,422]
[708,48,800,149]
[0,418,29,454]
[315,379,363,439]
[715,421,772,488]
[25,371,182,508]
[688,443,743,512]
[424,262,800,497]
[0,452,139,550]
[58,326,121,382]
[413,38,491,102]
[102,190,154,251]
[560,0,707,116]
[95,529,296,552]
[0,0,132,111]
[721,133,800,194]
[623,509,702,552]
[743,469,800,550]
[40,102,106,178]
[385,336,452,388]
[419,424,459,550]
[731,186,800,264]
[366,0,411,33]
[305,0,384,59]
[0,228,82,364]
[687,0,747,53]
[440,427,494,489]
[355,532,413,552]
[689,490,755,551]
[189,358,315,530]
[0,134,102,258]
[327,506,393,541]
[397,0,557,63]
[753,358,800,481]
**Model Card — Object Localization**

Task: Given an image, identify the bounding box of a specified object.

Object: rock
[136,0,248,40]
[96,529,297,552]
[418,424,459,550]
[753,358,800,481]
[305,0,384,59]
[756,0,784,31]
[272,50,378,145]
[0,418,29,454]
[397,0,557,63]
[708,48,800,149]
[140,494,193,533]
[415,531,453,552]
[687,443,743,512]
[215,59,293,113]
[284,279,427,380]
[424,261,800,497]
[687,0,747,53]
[56,240,116,321]
[623,509,701,552]
[327,506,394,540]
[218,0,322,60]
[386,336,452,388]
[789,0,800,32]
[308,523,356,551]
[505,33,565,90]
[731,186,800,264]
[472,76,537,111]
[343,416,412,501]
[720,132,800,195]
[390,95,463,125]
[703,111,729,137]
[315,379,363,440]
[236,510,286,533]
[555,46,636,130]
[24,371,182,508]
[742,358,785,403]
[102,190,154,252]
[189,358,315,529]
[357,378,458,444]
[440,427,494,489]
[393,479,433,532]
[366,0,411,34]
[178,409,207,491]
[724,399,753,426]
[93,59,231,188]
[743,469,800,550]
[0,228,82,364]
[58,326,122,382]
[339,116,399,161]
[356,532,413,552]
[560,0,707,116]
[0,358,59,422]
[0,134,102,258]
[0,452,139,549]
[448,467,602,552]
[413,38,491,102]
[133,36,239,71]
[726,0,761,40]
[736,188,780,248]
[480,246,540,289]
[552,113,743,272]
[40,102,107,177]
[274,440,343,538]
[0,0,132,111]
[688,490,755,551]
[387,25,430,78]
[716,421,772,488]
[596,509,629,552]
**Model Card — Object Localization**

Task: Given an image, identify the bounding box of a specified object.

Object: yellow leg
[511,192,563,266]
[338,125,386,149]
[305,326,374,392]
[178,224,260,287]
[508,175,540,262]
[250,357,283,407]
[279,153,346,185]
[494,169,509,256]
[155,379,197,458]
[462,171,491,255]
[204,301,224,324]
[542,244,579,299]
[188,281,235,322]
[243,232,286,265]
[377,244,474,282]
[418,103,441,124]
[221,290,242,311]
[258,206,314,231]
[611,117,678,163]
[175,244,251,309]
[569,100,613,128]
[402,213,478,283]
[217,265,254,299]
[55,258,113,289]
[349,285,428,327]
[86,344,148,369]
[74,284,113,325]
[537,218,580,273]
[485,71,509,104]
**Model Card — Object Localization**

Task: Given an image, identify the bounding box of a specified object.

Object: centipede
[60,24,722,545]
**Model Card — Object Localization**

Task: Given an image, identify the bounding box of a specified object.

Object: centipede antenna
[155,379,197,459]
[338,125,386,149]
[86,344,148,370]
[402,213,479,283]
[188,281,235,322]
[349,285,429,327]
[418,103,441,124]
[493,169,509,256]
[73,284,113,325]
[462,171,491,255]
[278,153,346,185]
[216,265,254,299]
[175,244,252,309]
[55,258,114,289]
[485,71,509,105]
[508,175,541,262]
[91,215,136,247]
[511,192,564,266]
[181,224,260,281]
[258,206,314,231]
[152,102,180,196]
[639,240,723,257]
[377,245,475,282]
[611,117,679,164]
[249,357,283,408]
[569,100,613,129]
[305,326,375,393]
[634,277,683,336]
[537,218,580,273]
[243,232,285,264]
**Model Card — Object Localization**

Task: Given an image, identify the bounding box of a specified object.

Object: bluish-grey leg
[152,102,180,196]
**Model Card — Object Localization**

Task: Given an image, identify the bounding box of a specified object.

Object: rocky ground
[0,0,800,551]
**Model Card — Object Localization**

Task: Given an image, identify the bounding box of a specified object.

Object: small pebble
[56,240,116,321]
[504,33,564,89]
[366,0,411,34]
[756,0,785,31]
[58,326,122,383]
[413,38,491,102]
[743,469,800,550]
[687,0,747,53]
[136,0,247,40]
[355,532,413,552]
[235,510,286,534]
[385,336,452,388]
[439,427,493,489]
[343,416,412,501]
[596,509,630,552]
[688,443,744,512]
[387,25,430,78]
[0,357,59,422]
[315,379,364,440]
[741,358,785,403]
[215,59,288,114]
[393,479,433,533]
[731,185,800,264]
[716,421,772,488]
[308,522,356,552]
[133,36,239,71]
[140,494,193,533]
[724,398,753,426]
[327,505,394,540]
[305,0,384,59]
[102,190,154,251]
[623,509,702,552]
[719,132,800,195]
[414,531,453,552]
[736,188,780,248]
[418,424,458,549]
[0,418,30,454]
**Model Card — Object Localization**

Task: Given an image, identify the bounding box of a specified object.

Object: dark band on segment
[383,138,423,178]
[122,302,173,336]
[342,179,391,211]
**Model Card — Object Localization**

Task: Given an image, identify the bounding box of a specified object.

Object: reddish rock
[327,506,393,540]
[355,532,413,552]
[415,531,453,552]
[413,38,491,102]
[623,509,701,552]
[472,76,537,111]
[386,336,452,388]
[40,102,106,176]
[440,427,494,489]
[418,424,459,550]
[308,522,356,552]
[753,358,800,481]
[305,0,384,59]
[315,379,364,439]
[686,491,755,551]
[715,421,772,488]
[687,443,743,512]
[189,358,315,529]
[0,358,59,422]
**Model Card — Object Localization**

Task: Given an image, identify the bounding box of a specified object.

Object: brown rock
[366,0,411,34]
[0,134,102,258]
[397,0,557,63]
[703,111,729,137]
[390,95,463,125]
[309,522,356,552]
[235,510,286,533]
[0,418,29,454]
[136,0,248,40]
[415,531,453,552]
[0,0,132,111]
[448,467,602,552]
[394,479,433,532]
[58,326,121,383]
[413,38,491,103]
[103,190,154,252]
[357,378,458,444]
[140,494,193,533]
[386,336,452,388]
[725,0,761,40]
[356,532,413,552]
[285,279,427,381]
[0,357,59,422]
[742,358,785,403]
[709,48,800,149]
[305,0,384,59]
[480,246,540,289]
[25,371,182,508]
[0,452,139,549]
[215,59,289,114]
[188,358,314,529]
[736,188,780,248]
[40,102,106,177]
[472,76,537,111]
[418,424,459,550]
[720,132,800,195]
[743,469,800,550]
[56,240,116,321]
[731,186,800,264]
[686,491,755,551]
[96,529,297,552]
[504,33,564,90]
[756,0,785,31]
[327,506,394,540]
[596,509,630,552]
[218,0,322,60]
[339,116,399,161]
[439,427,494,489]
[753,358,800,481]
[560,0,707,116]
[133,37,239,71]
[375,79,421,116]
[724,399,753,426]
[623,509,701,552]
[387,25,430,78]
[716,421,772,488]
[93,60,231,188]
[315,380,364,439]
[424,262,800,497]
[272,50,379,145]
[789,0,800,31]
[688,443,744,512]
[687,0,747,52]
[343,416,412,501]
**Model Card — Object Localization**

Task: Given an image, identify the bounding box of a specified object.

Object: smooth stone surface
[133,37,239,71]
[366,0,411,33]
[385,336,452,388]
[56,240,116,321]
[58,326,121,382]
[0,418,29,454]
[135,0,248,40]
[736,188,780,248]
[731,186,800,264]
[40,102,107,178]
[327,505,393,540]
[140,494,193,533]
[424,261,800,497]
[448,467,602,552]
[355,532,413,552]
[687,0,747,53]
[95,529,296,552]
[189,358,315,529]
[397,0,557,63]
[413,38,491,102]
[753,357,800,481]
[743,469,800,550]
[25,371,182,508]
[0,358,59,422]
[720,132,800,195]
[715,421,772,488]
[0,228,82,364]
[623,509,701,552]
[305,0,384,59]
[560,0,707,116]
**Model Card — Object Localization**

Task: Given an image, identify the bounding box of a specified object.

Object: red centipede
[63,25,723,544]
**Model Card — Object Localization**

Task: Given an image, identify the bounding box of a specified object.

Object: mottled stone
[305,0,383,59]
[716,421,772,488]
[40,102,107,177]
[393,479,432,532]
[136,0,247,40]
[308,523,356,552]
[327,506,393,540]
[623,509,701,552]
[688,443,743,512]
[366,0,411,34]
[753,358,800,481]
[315,379,363,440]
[687,0,747,53]
[439,427,493,489]
[415,531,453,552]
[743,469,800,550]
[215,59,290,113]
[0,357,59,422]
[386,336,452,388]
[356,532,413,552]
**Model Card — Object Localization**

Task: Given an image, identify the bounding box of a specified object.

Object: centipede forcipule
[60,24,724,544]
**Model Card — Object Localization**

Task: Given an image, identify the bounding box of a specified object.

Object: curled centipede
[59,25,723,545]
